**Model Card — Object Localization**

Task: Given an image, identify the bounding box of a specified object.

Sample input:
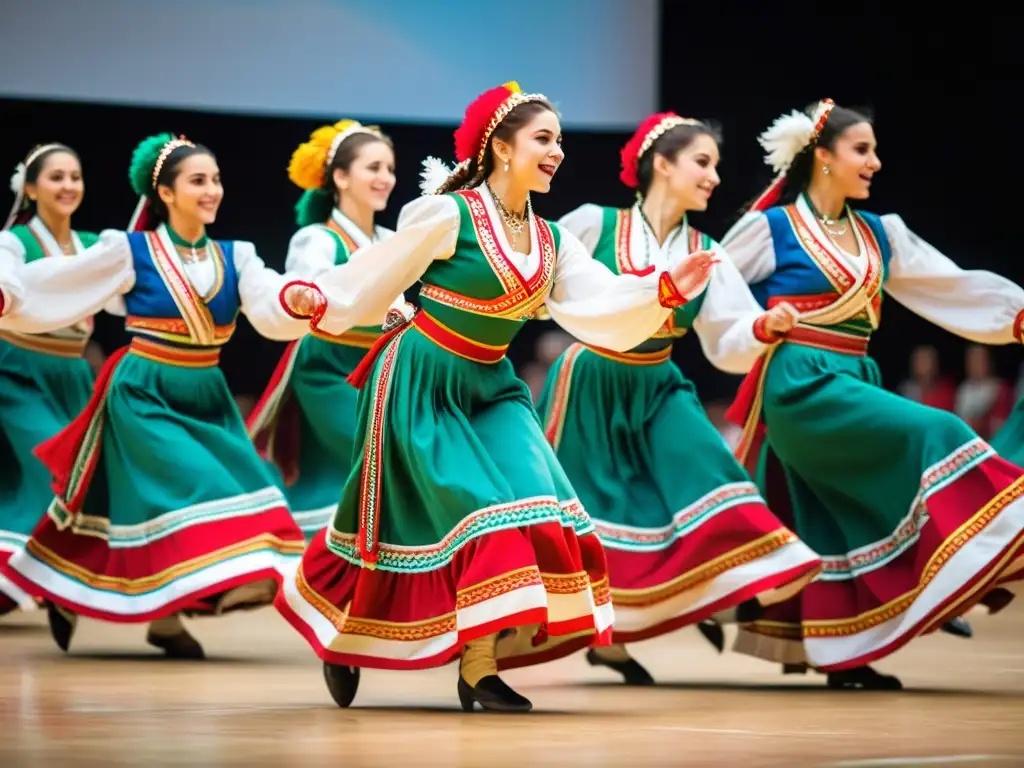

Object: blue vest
[124,232,240,326]
[748,207,892,308]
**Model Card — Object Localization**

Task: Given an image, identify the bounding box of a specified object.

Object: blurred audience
[898,345,955,411]
[955,345,1013,439]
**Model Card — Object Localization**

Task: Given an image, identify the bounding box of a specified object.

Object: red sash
[34,346,130,508]
[247,340,302,485]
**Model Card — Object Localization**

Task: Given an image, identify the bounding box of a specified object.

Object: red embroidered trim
[657,271,686,308]
[1014,309,1024,344]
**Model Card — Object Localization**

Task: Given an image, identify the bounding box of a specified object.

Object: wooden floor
[2,603,1023,767]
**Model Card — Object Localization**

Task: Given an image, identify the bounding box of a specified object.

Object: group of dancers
[2,81,1023,713]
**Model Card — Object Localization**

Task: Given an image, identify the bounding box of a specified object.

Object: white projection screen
[0,0,659,130]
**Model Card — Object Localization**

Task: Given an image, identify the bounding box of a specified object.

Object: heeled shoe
[826,665,902,690]
[457,674,532,712]
[696,620,725,653]
[585,648,655,686]
[323,662,360,708]
[940,617,973,639]
[47,603,77,652]
[979,587,1014,615]
[146,629,205,660]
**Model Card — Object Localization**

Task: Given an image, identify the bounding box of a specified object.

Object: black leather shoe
[826,666,902,690]
[585,648,655,686]
[979,587,1014,615]
[47,603,76,652]
[697,620,725,653]
[457,674,532,712]
[323,662,360,708]
[147,630,206,660]
[940,617,973,639]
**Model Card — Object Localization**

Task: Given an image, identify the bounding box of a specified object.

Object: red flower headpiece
[619,112,703,188]
[453,81,549,166]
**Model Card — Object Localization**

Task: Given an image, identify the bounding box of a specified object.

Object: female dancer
[535,113,821,685]
[0,144,99,616]
[275,81,718,712]
[721,99,1024,689]
[1,133,323,658]
[248,119,410,538]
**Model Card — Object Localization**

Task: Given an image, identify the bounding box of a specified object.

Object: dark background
[2,10,1020,402]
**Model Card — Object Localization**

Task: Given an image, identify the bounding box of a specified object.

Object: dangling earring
[503,159,510,173]
[823,165,831,175]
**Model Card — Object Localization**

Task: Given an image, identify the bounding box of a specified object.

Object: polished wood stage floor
[2,602,1022,767]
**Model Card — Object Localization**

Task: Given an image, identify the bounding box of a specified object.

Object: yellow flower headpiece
[287,119,383,190]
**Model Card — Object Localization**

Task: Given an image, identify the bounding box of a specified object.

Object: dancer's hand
[761,302,800,336]
[669,249,718,297]
[280,282,325,319]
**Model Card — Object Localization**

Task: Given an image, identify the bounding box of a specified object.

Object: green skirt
[537,343,821,643]
[0,337,94,614]
[732,336,1024,671]
[249,332,375,538]
[276,327,613,671]
[1,338,306,623]
[990,393,1024,467]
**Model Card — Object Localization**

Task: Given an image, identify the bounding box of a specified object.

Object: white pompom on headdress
[758,111,816,174]
[419,155,465,196]
[5,162,30,231]
[747,98,835,213]
[757,99,835,174]
[9,163,26,197]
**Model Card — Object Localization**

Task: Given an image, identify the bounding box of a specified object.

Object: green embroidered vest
[418,190,560,347]
[591,206,707,353]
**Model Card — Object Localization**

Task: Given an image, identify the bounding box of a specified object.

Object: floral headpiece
[420,80,549,195]
[748,98,835,212]
[127,133,198,232]
[288,119,383,191]
[619,112,703,189]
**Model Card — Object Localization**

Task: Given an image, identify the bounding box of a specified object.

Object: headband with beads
[461,82,550,167]
[151,137,196,189]
[126,135,197,232]
[289,120,383,191]
[5,143,72,231]
[328,124,380,167]
[748,98,835,212]
[619,112,703,189]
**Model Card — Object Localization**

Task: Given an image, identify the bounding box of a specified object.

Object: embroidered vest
[755,203,892,338]
[591,206,708,353]
[123,231,239,347]
[417,190,560,347]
